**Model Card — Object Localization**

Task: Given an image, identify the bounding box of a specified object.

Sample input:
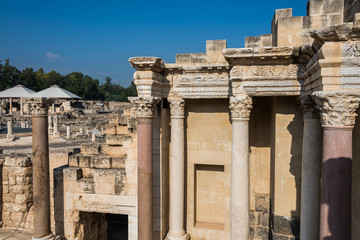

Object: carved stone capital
[312,91,360,126]
[229,95,253,119]
[299,95,320,120]
[168,98,185,117]
[129,57,165,73]
[28,98,53,116]
[129,97,160,118]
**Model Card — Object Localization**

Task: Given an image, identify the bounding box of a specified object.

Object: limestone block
[63,167,82,181]
[106,134,131,146]
[100,145,126,157]
[68,155,79,167]
[111,156,126,169]
[90,156,112,169]
[4,155,32,167]
[80,143,100,155]
[78,155,91,168]
[77,179,95,194]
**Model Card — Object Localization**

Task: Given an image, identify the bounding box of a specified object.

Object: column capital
[312,91,360,126]
[29,98,53,116]
[168,98,185,117]
[129,97,160,118]
[299,95,320,120]
[229,95,253,119]
[129,57,165,73]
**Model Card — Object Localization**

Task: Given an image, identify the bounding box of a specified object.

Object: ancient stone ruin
[1,0,360,240]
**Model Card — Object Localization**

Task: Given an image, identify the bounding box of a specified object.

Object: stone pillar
[312,91,360,240]
[20,98,24,115]
[166,98,189,240]
[30,98,54,240]
[229,95,252,240]
[48,115,53,133]
[299,96,322,240]
[66,126,70,139]
[52,103,55,114]
[130,97,158,240]
[6,120,14,141]
[53,115,60,138]
[9,98,12,115]
[92,132,96,142]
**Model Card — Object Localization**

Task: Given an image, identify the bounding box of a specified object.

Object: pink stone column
[30,98,54,240]
[312,91,360,240]
[130,97,158,240]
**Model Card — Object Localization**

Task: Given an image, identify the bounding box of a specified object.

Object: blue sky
[0,0,307,87]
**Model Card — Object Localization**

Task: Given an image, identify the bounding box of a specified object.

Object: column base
[6,134,15,141]
[165,231,190,240]
[32,234,60,240]
[52,132,60,138]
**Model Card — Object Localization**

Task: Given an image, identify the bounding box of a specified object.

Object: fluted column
[229,95,252,240]
[166,98,189,240]
[312,91,360,240]
[29,98,55,240]
[299,95,322,240]
[130,97,159,240]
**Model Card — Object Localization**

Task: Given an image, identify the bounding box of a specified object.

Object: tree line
[0,59,137,102]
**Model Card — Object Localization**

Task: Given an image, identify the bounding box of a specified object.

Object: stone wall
[185,99,232,240]
[270,97,302,240]
[1,154,33,230]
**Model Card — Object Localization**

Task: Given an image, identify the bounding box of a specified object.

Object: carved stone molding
[168,98,185,117]
[129,57,165,73]
[229,95,253,119]
[312,91,360,126]
[28,98,53,116]
[247,65,305,78]
[230,66,243,81]
[343,41,360,57]
[299,95,320,120]
[129,97,160,118]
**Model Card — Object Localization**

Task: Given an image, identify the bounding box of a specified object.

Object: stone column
[312,91,360,240]
[229,95,252,240]
[9,98,13,115]
[66,126,70,139]
[30,98,55,240]
[20,98,24,115]
[6,119,14,141]
[92,132,96,142]
[299,96,322,240]
[53,115,60,138]
[166,98,189,240]
[130,97,158,240]
[52,103,55,114]
[48,115,53,133]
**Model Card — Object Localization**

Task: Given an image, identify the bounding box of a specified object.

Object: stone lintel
[223,47,293,65]
[312,90,360,126]
[129,57,165,73]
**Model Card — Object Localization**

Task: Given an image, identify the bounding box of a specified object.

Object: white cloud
[46,52,59,61]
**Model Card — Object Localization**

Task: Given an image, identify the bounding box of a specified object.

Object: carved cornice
[223,47,293,65]
[129,57,165,73]
[310,23,353,44]
[168,98,185,117]
[28,98,53,116]
[229,95,253,119]
[299,95,320,120]
[129,97,160,118]
[312,91,360,126]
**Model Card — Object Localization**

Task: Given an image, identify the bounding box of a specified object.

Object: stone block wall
[1,154,33,230]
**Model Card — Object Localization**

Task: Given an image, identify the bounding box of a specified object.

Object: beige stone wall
[270,97,302,239]
[352,108,360,240]
[249,97,272,240]
[185,99,232,240]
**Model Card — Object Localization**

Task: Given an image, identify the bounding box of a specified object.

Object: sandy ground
[0,228,32,240]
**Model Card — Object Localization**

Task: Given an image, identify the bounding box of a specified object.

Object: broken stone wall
[1,154,33,230]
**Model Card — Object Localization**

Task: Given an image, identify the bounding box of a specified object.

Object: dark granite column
[30,98,55,240]
[130,97,158,240]
[312,91,360,240]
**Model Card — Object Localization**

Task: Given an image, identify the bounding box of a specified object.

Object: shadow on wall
[322,157,352,240]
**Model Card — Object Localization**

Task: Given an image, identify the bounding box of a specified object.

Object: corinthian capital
[299,95,320,120]
[312,91,360,126]
[28,98,52,116]
[229,95,253,119]
[168,98,185,117]
[129,97,160,118]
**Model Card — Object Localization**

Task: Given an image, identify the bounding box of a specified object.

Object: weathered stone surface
[255,193,270,212]
[310,23,353,42]
[90,156,112,169]
[273,215,300,237]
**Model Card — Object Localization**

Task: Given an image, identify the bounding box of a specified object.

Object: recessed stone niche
[194,164,225,230]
